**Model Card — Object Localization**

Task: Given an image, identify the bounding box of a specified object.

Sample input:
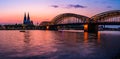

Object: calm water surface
[0,30,120,59]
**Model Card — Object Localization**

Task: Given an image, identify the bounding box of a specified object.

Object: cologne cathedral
[23,13,33,25]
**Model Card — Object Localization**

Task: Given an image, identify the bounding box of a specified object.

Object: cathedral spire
[27,12,30,21]
[23,12,33,25]
[23,12,27,24]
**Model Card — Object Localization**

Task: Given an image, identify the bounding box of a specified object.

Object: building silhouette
[23,12,33,25]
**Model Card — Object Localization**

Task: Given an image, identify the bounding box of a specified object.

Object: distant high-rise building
[23,12,33,25]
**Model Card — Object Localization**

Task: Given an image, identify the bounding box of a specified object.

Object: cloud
[68,4,86,8]
[51,4,87,9]
[51,5,59,8]
[107,6,112,8]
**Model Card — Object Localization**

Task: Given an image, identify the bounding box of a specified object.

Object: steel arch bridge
[51,13,90,25]
[91,10,120,24]
[40,10,120,33]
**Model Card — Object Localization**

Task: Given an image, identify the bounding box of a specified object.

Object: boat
[20,30,26,32]
[20,24,26,32]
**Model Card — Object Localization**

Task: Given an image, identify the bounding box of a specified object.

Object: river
[0,30,120,59]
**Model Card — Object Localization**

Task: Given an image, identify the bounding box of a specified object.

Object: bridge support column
[46,25,58,30]
[39,26,46,30]
[84,23,98,33]
[88,23,98,33]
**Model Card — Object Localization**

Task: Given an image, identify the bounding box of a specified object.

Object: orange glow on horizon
[0,13,55,24]
[0,6,94,24]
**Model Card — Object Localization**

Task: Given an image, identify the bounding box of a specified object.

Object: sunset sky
[0,0,120,24]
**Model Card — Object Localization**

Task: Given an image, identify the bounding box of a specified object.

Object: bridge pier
[46,25,58,30]
[84,23,98,33]
[88,23,98,33]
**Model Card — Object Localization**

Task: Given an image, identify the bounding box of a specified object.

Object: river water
[0,30,120,59]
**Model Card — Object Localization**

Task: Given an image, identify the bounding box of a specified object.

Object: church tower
[23,13,27,24]
[23,12,33,25]
[27,12,30,22]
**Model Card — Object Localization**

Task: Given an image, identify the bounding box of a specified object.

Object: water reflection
[84,32,88,43]
[23,31,31,55]
[48,31,103,59]
[84,32,101,44]
[23,31,31,43]
[97,32,101,44]
[0,30,119,59]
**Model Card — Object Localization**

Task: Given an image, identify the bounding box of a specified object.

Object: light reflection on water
[0,30,120,59]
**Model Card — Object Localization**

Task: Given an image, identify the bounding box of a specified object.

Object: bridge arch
[91,10,120,22]
[40,10,120,33]
[51,13,90,25]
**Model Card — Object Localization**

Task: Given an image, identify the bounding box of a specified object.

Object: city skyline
[0,0,120,24]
